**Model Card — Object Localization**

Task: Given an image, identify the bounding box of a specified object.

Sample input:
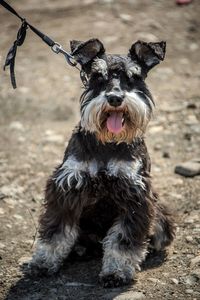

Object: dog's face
[71,39,166,143]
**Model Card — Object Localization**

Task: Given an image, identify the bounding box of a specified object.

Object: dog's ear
[129,40,166,72]
[70,38,105,66]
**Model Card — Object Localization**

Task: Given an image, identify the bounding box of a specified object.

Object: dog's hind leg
[149,203,176,251]
[28,177,78,274]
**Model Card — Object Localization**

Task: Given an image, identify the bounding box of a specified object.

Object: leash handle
[0,0,78,88]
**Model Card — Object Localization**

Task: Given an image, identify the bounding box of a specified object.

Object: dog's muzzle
[106,93,124,107]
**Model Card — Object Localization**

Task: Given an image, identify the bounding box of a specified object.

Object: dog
[28,38,175,287]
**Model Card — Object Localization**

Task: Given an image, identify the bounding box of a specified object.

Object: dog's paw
[99,271,133,288]
[26,258,60,276]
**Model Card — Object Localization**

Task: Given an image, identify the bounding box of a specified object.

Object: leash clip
[51,42,77,67]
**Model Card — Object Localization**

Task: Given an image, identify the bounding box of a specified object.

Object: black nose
[107,95,123,107]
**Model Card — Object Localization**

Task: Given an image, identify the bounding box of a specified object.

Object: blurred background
[0,1,200,299]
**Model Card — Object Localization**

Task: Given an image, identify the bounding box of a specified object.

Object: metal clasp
[51,42,78,67]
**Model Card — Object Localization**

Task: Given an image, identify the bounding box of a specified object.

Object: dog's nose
[107,94,123,107]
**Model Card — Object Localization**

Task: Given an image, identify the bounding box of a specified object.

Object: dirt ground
[0,0,200,299]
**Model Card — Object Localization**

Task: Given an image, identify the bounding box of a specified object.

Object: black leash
[0,0,81,88]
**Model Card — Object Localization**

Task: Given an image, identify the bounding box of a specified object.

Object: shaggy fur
[28,38,175,287]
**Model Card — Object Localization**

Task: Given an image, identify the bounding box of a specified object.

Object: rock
[192,268,200,279]
[0,242,5,249]
[119,14,132,23]
[189,43,199,51]
[185,289,193,294]
[0,208,5,215]
[183,275,198,285]
[148,277,165,285]
[13,214,23,221]
[185,115,198,126]
[43,131,64,144]
[115,291,146,300]
[191,124,200,134]
[9,121,25,131]
[175,159,200,177]
[163,151,170,158]
[171,278,179,284]
[190,255,200,267]
[184,133,192,141]
[149,126,163,134]
[187,103,197,109]
[154,144,162,151]
[18,256,32,266]
[160,103,183,112]
[185,236,194,243]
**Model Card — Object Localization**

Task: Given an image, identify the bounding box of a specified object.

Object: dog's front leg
[28,175,80,275]
[99,219,148,287]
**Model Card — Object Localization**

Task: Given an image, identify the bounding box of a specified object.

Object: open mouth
[105,110,126,134]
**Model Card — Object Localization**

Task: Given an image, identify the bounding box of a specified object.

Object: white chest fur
[55,155,145,191]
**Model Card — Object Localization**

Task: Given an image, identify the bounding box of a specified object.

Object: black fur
[30,39,175,288]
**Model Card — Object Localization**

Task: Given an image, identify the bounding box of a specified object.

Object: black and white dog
[28,39,175,287]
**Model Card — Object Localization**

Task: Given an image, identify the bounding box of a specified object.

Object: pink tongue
[106,112,123,134]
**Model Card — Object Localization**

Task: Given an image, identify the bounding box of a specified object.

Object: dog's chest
[55,155,144,191]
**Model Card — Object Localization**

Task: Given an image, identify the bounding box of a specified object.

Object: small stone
[191,124,200,134]
[189,43,199,51]
[13,214,23,220]
[44,134,64,144]
[18,256,31,266]
[0,242,5,249]
[0,208,4,215]
[175,160,200,177]
[163,151,170,158]
[184,275,198,285]
[192,268,200,279]
[154,144,162,151]
[148,277,165,285]
[184,133,192,141]
[149,126,163,134]
[190,255,200,267]
[185,289,193,294]
[185,115,198,126]
[186,236,194,243]
[119,14,132,23]
[115,291,146,300]
[171,278,179,284]
[9,121,24,131]
[187,103,197,109]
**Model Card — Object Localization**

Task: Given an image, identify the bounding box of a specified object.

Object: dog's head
[71,38,166,144]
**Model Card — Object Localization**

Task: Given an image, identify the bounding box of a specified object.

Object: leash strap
[0,0,78,88]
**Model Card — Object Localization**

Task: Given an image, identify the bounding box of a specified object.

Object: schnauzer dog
[28,39,175,287]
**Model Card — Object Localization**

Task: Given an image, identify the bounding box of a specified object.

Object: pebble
[18,256,32,266]
[191,124,200,134]
[0,208,5,215]
[149,126,163,134]
[186,236,194,243]
[185,289,193,294]
[148,277,165,285]
[9,121,25,131]
[185,115,198,126]
[175,160,200,177]
[0,242,5,249]
[171,278,179,284]
[183,275,198,285]
[115,291,146,300]
[192,268,200,279]
[119,14,132,23]
[190,255,200,267]
[163,151,170,158]
[13,214,23,220]
[43,134,64,144]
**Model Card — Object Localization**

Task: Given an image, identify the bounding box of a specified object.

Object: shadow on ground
[5,251,166,300]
